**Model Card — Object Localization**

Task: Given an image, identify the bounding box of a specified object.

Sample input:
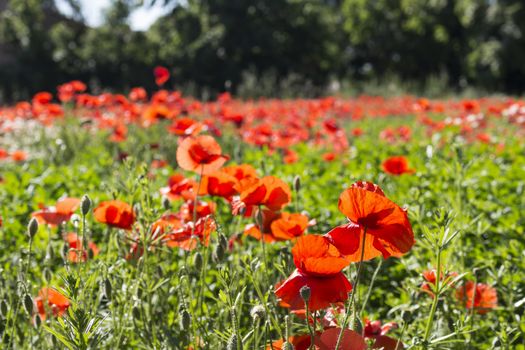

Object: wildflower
[160,173,197,201]
[176,135,229,175]
[34,287,70,321]
[314,328,367,350]
[154,66,170,86]
[421,269,458,295]
[456,281,498,314]
[32,197,81,227]
[275,235,351,311]
[164,215,216,251]
[382,156,415,175]
[65,232,99,263]
[325,181,414,261]
[94,200,135,230]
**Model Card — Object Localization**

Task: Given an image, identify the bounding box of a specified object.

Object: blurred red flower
[382,156,415,175]
[94,200,135,230]
[32,197,81,227]
[456,281,498,314]
[154,66,170,86]
[176,135,229,175]
[35,287,70,321]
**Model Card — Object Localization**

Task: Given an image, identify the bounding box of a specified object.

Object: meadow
[0,79,524,349]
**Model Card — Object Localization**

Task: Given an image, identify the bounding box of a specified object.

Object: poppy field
[0,79,524,349]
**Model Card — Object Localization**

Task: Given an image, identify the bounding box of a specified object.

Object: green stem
[423,247,442,344]
[335,227,367,350]
[305,303,314,350]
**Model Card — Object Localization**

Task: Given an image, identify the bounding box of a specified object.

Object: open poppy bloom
[245,209,311,242]
[199,170,239,200]
[275,235,351,311]
[32,197,81,227]
[222,164,258,181]
[234,176,291,215]
[179,199,216,222]
[455,281,498,314]
[176,135,229,175]
[154,66,170,86]
[268,334,313,350]
[325,181,414,261]
[35,287,70,321]
[65,232,100,263]
[382,156,415,175]
[94,200,135,230]
[164,215,216,250]
[160,173,196,201]
[168,117,204,136]
[364,319,404,350]
[313,328,367,350]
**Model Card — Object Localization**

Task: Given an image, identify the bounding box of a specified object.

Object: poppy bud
[219,233,228,251]
[104,278,112,300]
[132,305,141,320]
[23,294,34,314]
[282,342,295,350]
[0,299,8,318]
[214,243,225,262]
[180,309,191,330]
[61,243,69,261]
[299,285,311,303]
[353,315,363,334]
[255,209,263,227]
[81,195,92,216]
[162,197,171,211]
[34,314,42,328]
[193,252,203,271]
[293,175,301,193]
[27,218,38,239]
[45,245,54,261]
[250,305,265,322]
[43,268,52,283]
[226,334,238,350]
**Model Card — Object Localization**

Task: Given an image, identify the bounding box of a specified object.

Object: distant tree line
[1,0,524,101]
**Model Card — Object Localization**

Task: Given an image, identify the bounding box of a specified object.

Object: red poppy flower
[325,182,415,261]
[244,208,282,243]
[160,173,196,201]
[176,135,229,175]
[65,232,99,263]
[222,164,258,181]
[270,212,310,240]
[313,328,367,350]
[382,156,415,175]
[154,66,170,86]
[238,176,291,211]
[11,150,28,162]
[35,287,70,321]
[199,171,239,199]
[164,215,216,250]
[275,235,351,311]
[268,334,313,350]
[456,281,498,314]
[32,197,81,227]
[168,117,204,136]
[179,200,216,222]
[94,200,135,230]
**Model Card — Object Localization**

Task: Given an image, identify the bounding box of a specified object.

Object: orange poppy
[326,182,414,261]
[94,200,135,230]
[268,334,313,350]
[222,164,258,181]
[455,281,498,314]
[238,176,291,211]
[179,200,216,222]
[243,208,282,243]
[35,287,70,321]
[168,117,204,136]
[160,173,196,201]
[421,269,458,295]
[164,215,216,251]
[176,135,229,175]
[382,156,415,175]
[154,66,170,86]
[275,235,351,311]
[270,212,310,240]
[32,197,81,227]
[313,328,367,350]
[199,170,239,200]
[11,150,28,162]
[364,319,403,349]
[65,232,99,263]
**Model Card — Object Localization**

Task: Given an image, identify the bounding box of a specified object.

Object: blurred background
[1,0,524,102]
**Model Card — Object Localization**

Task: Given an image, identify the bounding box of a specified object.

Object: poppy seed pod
[23,294,34,314]
[81,195,91,216]
[162,197,171,211]
[300,285,311,303]
[43,268,52,283]
[27,217,38,239]
[180,309,191,330]
[214,243,225,262]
